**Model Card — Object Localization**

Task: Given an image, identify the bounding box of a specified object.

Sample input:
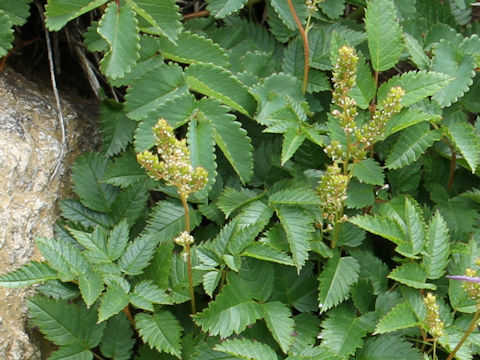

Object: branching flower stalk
[423,293,445,360]
[319,46,404,248]
[137,119,208,314]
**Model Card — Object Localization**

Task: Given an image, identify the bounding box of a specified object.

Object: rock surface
[0,68,98,360]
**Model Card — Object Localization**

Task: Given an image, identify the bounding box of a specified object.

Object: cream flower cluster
[423,293,445,338]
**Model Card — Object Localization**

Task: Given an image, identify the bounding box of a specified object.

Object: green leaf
[275,206,314,272]
[0,10,13,58]
[98,1,140,79]
[269,187,322,206]
[143,200,201,243]
[0,261,57,287]
[423,211,450,280]
[350,56,376,109]
[318,252,360,312]
[83,21,107,52]
[107,219,130,261]
[446,122,480,173]
[214,339,278,360]
[159,31,229,67]
[206,0,249,18]
[49,345,93,360]
[281,128,306,165]
[404,33,429,70]
[242,242,295,266]
[377,70,453,107]
[217,187,257,218]
[385,124,443,169]
[35,237,90,281]
[432,40,476,107]
[100,313,135,360]
[187,114,217,196]
[404,197,426,256]
[349,215,406,245]
[99,102,136,158]
[0,0,31,26]
[319,0,345,19]
[271,0,307,31]
[68,227,110,264]
[194,276,263,337]
[352,158,384,185]
[59,199,112,229]
[202,270,222,297]
[45,0,108,31]
[357,334,423,360]
[136,311,182,358]
[388,262,436,290]
[125,63,187,121]
[28,295,105,348]
[118,234,160,275]
[197,98,253,183]
[186,63,256,117]
[134,93,196,152]
[374,302,418,334]
[130,280,171,311]
[127,0,181,43]
[263,301,295,353]
[320,303,370,358]
[110,179,150,226]
[98,280,130,323]
[72,152,118,213]
[365,0,403,71]
[78,271,104,307]
[345,179,375,210]
[384,108,442,137]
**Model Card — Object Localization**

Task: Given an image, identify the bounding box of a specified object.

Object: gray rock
[0,68,98,360]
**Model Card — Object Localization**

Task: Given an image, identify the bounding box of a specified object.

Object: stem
[446,308,480,360]
[287,0,309,94]
[122,306,136,328]
[448,150,456,191]
[180,193,196,314]
[433,340,437,360]
[183,10,209,20]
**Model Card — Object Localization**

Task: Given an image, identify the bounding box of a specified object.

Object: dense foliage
[1,0,480,359]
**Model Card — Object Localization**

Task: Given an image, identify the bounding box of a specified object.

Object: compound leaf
[118,234,160,275]
[262,301,295,353]
[358,334,423,360]
[98,280,130,323]
[214,338,278,360]
[130,280,171,311]
[0,261,58,287]
[388,263,436,290]
[374,302,418,334]
[352,158,384,185]
[423,211,450,280]
[349,215,405,245]
[100,313,135,360]
[446,122,480,173]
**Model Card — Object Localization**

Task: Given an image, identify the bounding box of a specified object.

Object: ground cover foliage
[1,0,480,359]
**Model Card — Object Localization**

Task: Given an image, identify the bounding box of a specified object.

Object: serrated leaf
[432,40,476,107]
[35,237,90,281]
[404,197,426,256]
[187,114,217,195]
[357,334,423,360]
[345,179,375,210]
[100,313,135,360]
[365,0,403,71]
[377,70,454,107]
[98,280,130,323]
[263,301,295,353]
[217,187,257,218]
[109,179,150,226]
[214,338,278,360]
[134,93,196,152]
[352,158,384,185]
[186,63,256,117]
[118,234,160,275]
[59,199,112,228]
[36,280,80,301]
[269,187,322,206]
[349,215,406,245]
[79,271,104,307]
[207,0,249,18]
[388,262,436,290]
[384,108,442,137]
[0,0,31,26]
[194,276,263,337]
[374,302,418,334]
[404,33,429,70]
[136,311,182,358]
[423,211,450,280]
[198,98,253,183]
[385,124,443,169]
[447,122,480,173]
[319,0,345,19]
[276,206,314,271]
[350,56,376,109]
[68,227,110,264]
[0,261,57,287]
[99,101,136,157]
[318,252,360,312]
[159,31,229,67]
[242,242,295,266]
[125,63,187,121]
[28,295,105,348]
[281,128,306,165]
[107,219,130,261]
[130,280,171,311]
[72,152,118,213]
[271,0,307,31]
[97,2,139,79]
[127,0,181,43]
[83,21,107,52]
[202,270,222,297]
[320,304,370,358]
[45,0,108,31]
[0,10,13,58]
[49,345,93,360]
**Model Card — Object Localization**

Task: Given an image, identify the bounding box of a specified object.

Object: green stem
[433,339,437,360]
[446,308,480,360]
[180,192,196,315]
[287,0,309,94]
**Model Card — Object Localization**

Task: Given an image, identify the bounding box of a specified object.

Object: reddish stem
[183,10,210,20]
